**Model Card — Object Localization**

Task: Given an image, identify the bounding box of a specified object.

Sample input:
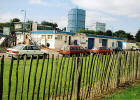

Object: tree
[105,30,113,36]
[126,33,134,40]
[10,18,20,23]
[136,29,140,42]
[62,27,66,31]
[78,29,96,34]
[41,21,50,25]
[41,21,58,29]
[26,20,33,32]
[114,30,127,38]
[95,31,104,35]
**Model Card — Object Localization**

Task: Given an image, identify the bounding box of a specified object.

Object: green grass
[104,84,140,100]
[2,57,81,100]
[136,42,140,47]
[0,53,139,100]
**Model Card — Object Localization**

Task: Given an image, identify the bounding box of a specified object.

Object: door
[102,39,107,47]
[74,40,78,45]
[69,36,71,45]
[88,38,94,49]
[118,41,123,48]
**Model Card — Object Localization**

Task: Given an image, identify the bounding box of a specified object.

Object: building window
[64,36,67,43]
[99,39,102,43]
[42,35,46,39]
[57,35,63,40]
[112,42,114,47]
[65,36,67,41]
[48,35,53,39]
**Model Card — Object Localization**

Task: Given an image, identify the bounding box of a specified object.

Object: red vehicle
[59,45,90,56]
[90,47,113,54]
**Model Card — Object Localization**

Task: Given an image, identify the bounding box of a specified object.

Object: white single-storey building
[30,30,127,49]
[30,30,75,49]
[122,42,137,50]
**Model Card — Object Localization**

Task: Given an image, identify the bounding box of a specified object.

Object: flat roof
[30,30,127,40]
[30,30,76,36]
[86,33,127,40]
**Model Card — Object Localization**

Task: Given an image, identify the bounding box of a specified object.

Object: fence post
[74,57,83,100]
[0,55,4,100]
[135,51,139,79]
[117,53,121,87]
[8,56,14,100]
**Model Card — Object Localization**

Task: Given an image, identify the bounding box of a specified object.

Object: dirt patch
[87,79,140,100]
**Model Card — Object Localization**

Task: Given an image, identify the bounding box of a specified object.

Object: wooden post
[55,55,64,100]
[63,57,70,100]
[32,55,40,100]
[135,51,139,79]
[47,54,54,100]
[81,55,88,99]
[117,53,121,87]
[8,56,14,100]
[51,56,59,100]
[43,54,50,100]
[0,55,4,100]
[37,54,46,100]
[66,56,75,100]
[69,56,77,100]
[20,55,27,100]
[59,57,67,100]
[26,56,33,100]
[74,57,83,100]
[15,56,20,100]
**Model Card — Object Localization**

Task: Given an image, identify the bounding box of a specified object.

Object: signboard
[3,27,10,35]
[14,23,22,29]
[80,37,86,44]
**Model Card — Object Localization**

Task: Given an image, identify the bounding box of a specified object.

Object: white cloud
[29,0,49,6]
[28,15,68,29]
[72,0,140,18]
[54,17,68,28]
[0,13,23,22]
[86,11,117,27]
[29,0,71,8]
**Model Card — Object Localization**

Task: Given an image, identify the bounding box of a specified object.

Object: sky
[0,0,140,35]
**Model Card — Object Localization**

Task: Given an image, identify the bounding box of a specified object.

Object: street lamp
[21,10,26,43]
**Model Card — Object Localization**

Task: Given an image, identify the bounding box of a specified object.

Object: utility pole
[21,10,26,43]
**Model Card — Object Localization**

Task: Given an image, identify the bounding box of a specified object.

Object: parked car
[110,47,124,53]
[90,47,113,54]
[59,45,90,56]
[6,44,48,58]
[131,46,140,51]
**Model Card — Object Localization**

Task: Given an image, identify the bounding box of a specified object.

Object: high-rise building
[67,8,86,32]
[93,22,106,32]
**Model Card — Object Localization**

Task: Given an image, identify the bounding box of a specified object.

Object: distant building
[93,22,106,32]
[67,8,86,32]
[31,22,37,31]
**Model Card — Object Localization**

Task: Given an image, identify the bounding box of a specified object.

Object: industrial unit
[29,30,127,49]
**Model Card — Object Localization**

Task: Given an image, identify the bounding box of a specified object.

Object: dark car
[59,45,90,56]
[110,47,124,53]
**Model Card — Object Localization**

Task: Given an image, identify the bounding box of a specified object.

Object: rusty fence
[0,51,140,100]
